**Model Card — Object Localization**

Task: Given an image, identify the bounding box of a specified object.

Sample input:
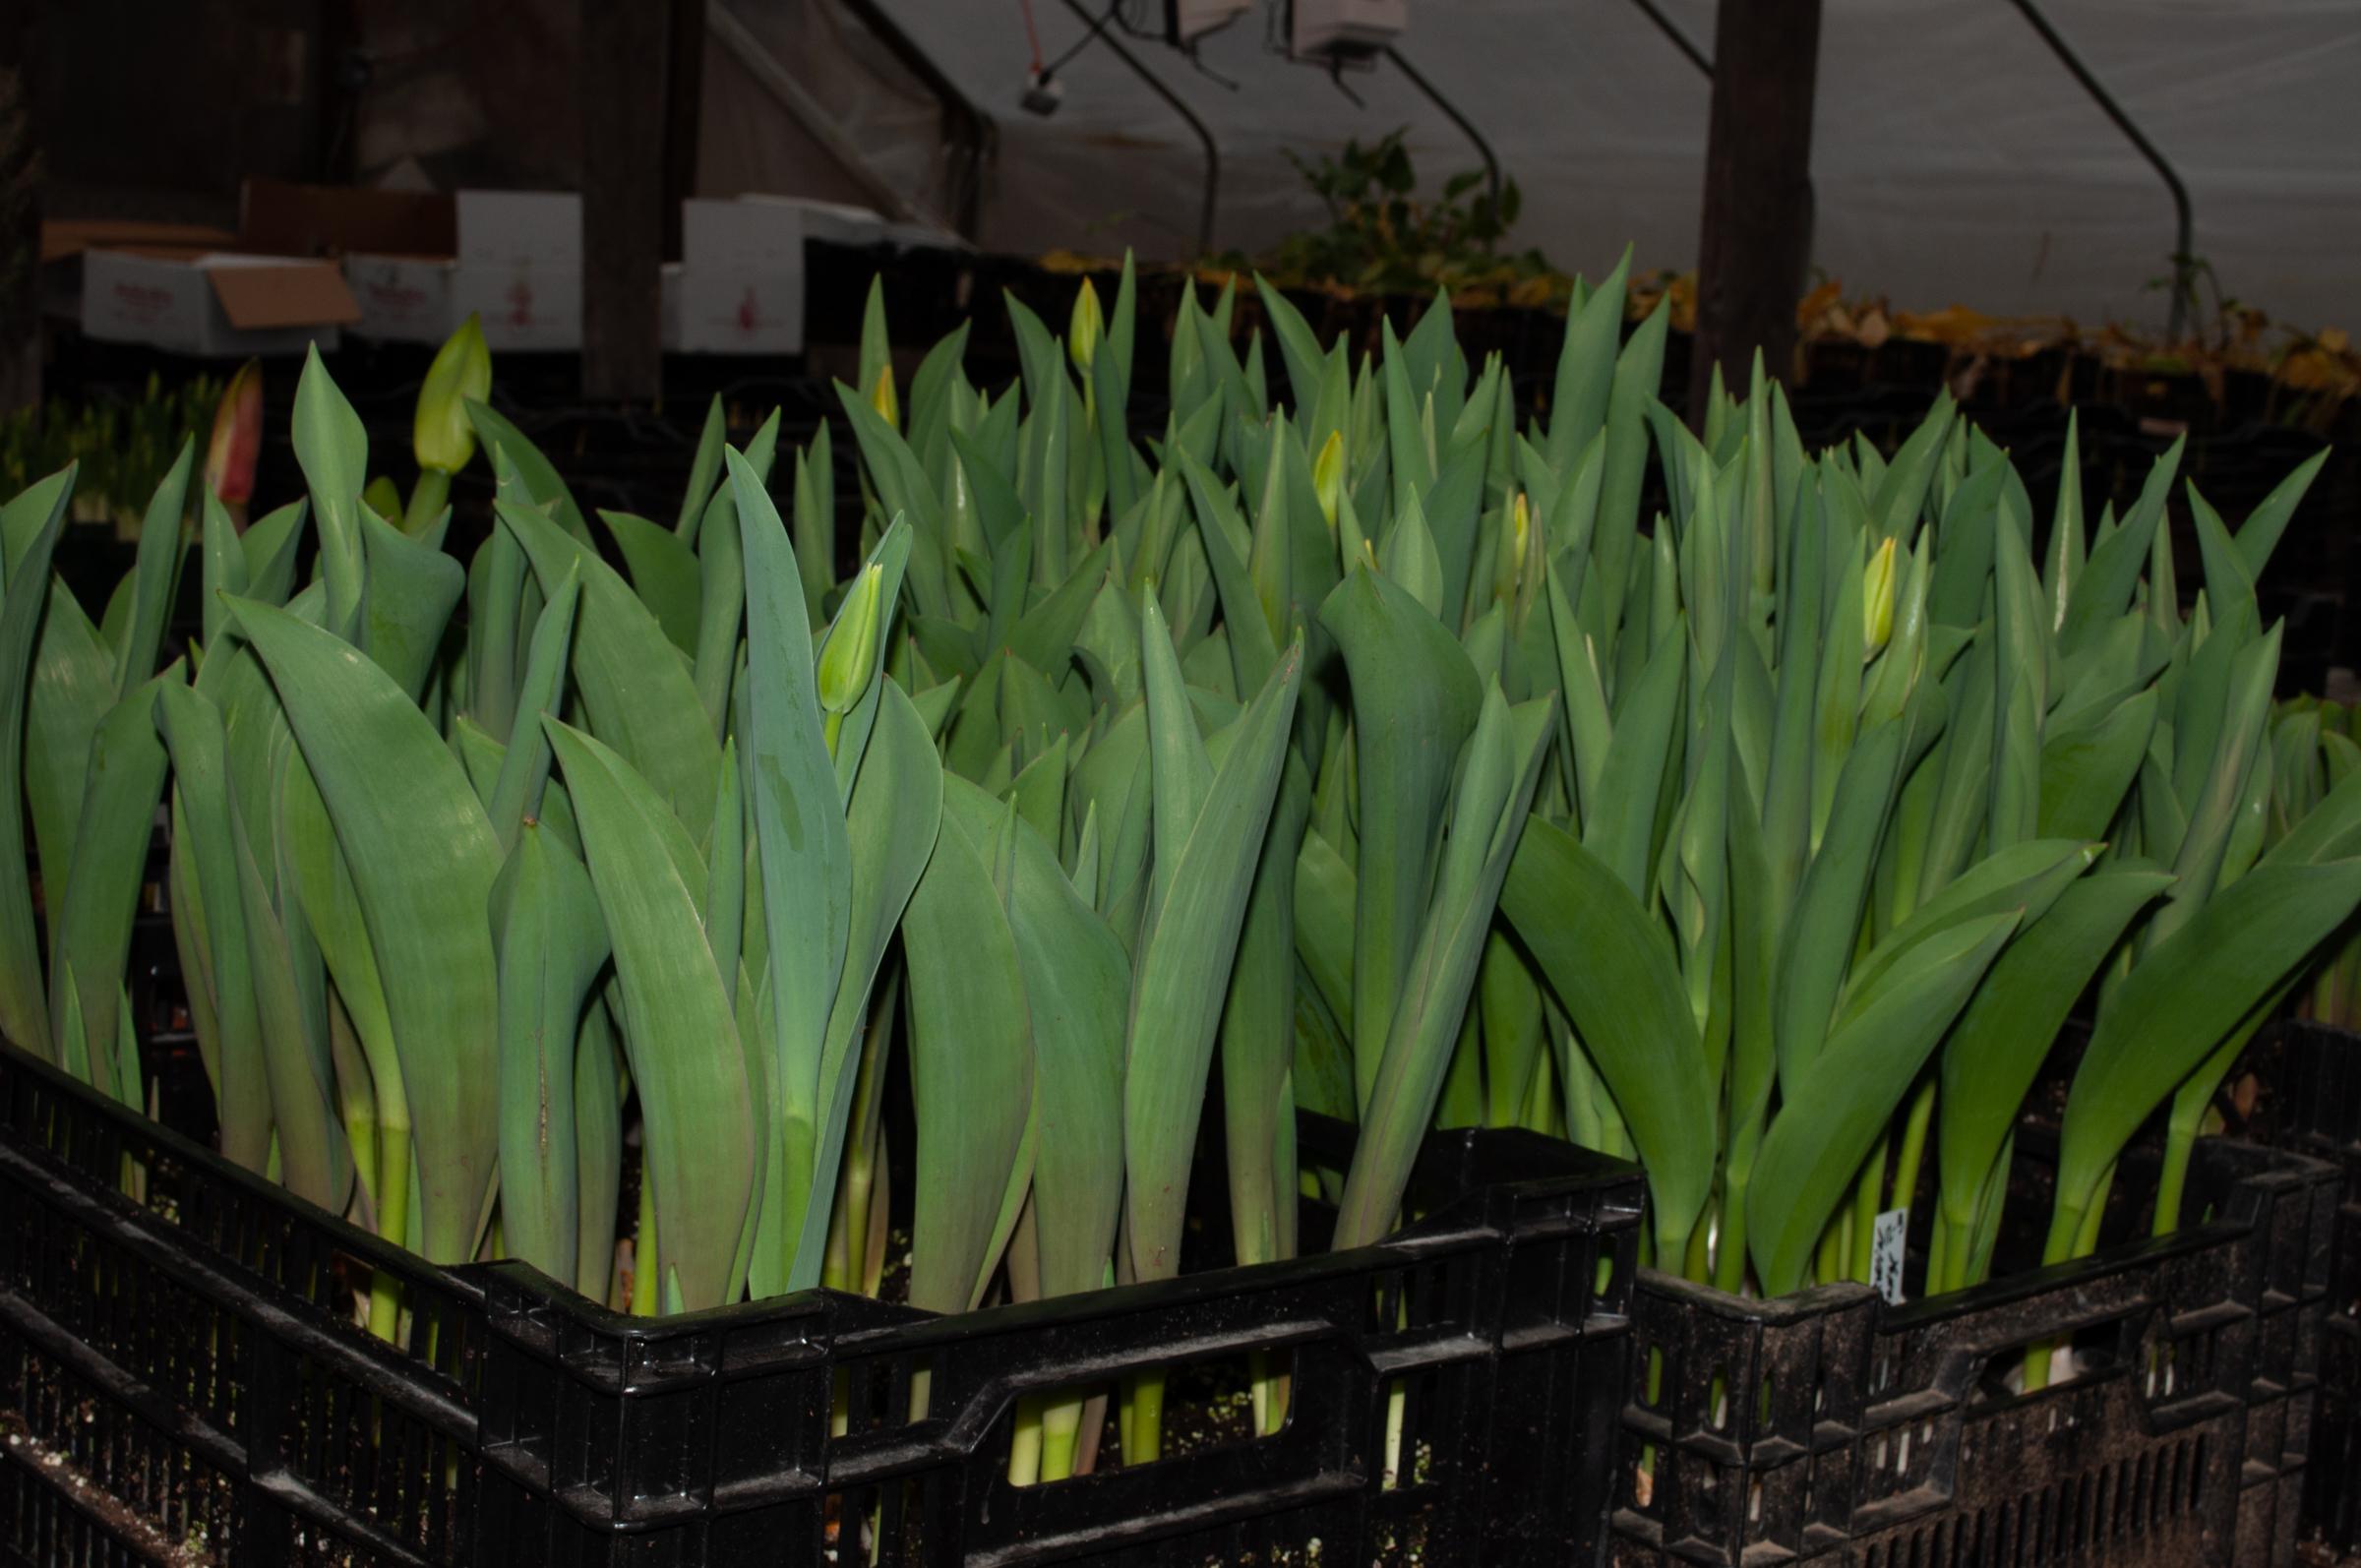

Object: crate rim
[0,1031,1645,1357]
[1631,1135,2335,1329]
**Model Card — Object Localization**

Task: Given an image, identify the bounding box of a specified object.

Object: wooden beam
[661,0,705,262]
[581,0,668,400]
[1689,0,1822,424]
[0,2,40,414]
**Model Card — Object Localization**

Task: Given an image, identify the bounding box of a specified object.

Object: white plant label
[1870,1208,1908,1305]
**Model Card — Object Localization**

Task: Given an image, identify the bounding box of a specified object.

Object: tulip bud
[870,364,899,432]
[362,476,403,526]
[817,563,885,715]
[414,315,492,477]
[1312,430,1345,530]
[1068,277,1104,375]
[1495,492,1532,604]
[1863,535,1900,657]
[204,359,264,507]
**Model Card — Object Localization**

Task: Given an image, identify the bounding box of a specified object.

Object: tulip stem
[632,1160,658,1316]
[403,466,452,534]
[368,1122,412,1342]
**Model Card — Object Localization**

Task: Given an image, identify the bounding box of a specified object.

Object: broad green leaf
[546,720,756,1308]
[957,779,1127,1297]
[1317,567,1481,1107]
[25,582,114,889]
[487,568,581,852]
[116,440,193,694]
[496,496,721,840]
[1222,754,1311,1268]
[1335,687,1555,1248]
[1750,910,2018,1296]
[156,685,271,1168]
[229,788,350,1213]
[903,791,1034,1312]
[1126,641,1303,1280]
[47,670,178,1099]
[729,448,855,1296]
[1544,249,1631,475]
[491,823,611,1288]
[291,348,368,633]
[464,399,591,541]
[1503,816,1715,1256]
[359,507,465,700]
[225,598,502,1264]
[786,677,942,1292]
[676,395,728,537]
[1774,715,1907,1091]
[2038,689,2158,840]
[0,490,68,1051]
[2055,857,2361,1244]
[1935,870,2170,1258]
[599,509,701,654]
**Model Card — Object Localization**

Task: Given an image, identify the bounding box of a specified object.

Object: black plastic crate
[2239,1017,2361,1555]
[1609,1135,2335,1568]
[0,1034,1642,1567]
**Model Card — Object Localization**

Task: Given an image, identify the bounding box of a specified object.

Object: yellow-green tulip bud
[1863,535,1900,658]
[1068,277,1104,375]
[414,313,492,475]
[362,476,403,526]
[817,563,885,715]
[1495,492,1532,604]
[870,364,899,431]
[1312,430,1345,530]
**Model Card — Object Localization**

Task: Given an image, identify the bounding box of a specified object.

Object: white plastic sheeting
[765,0,2361,332]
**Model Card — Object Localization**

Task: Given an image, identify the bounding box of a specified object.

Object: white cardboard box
[345,253,456,343]
[453,191,583,352]
[677,198,804,355]
[81,249,352,357]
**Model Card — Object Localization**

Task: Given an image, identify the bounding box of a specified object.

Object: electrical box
[1292,0,1406,57]
[1169,0,1252,45]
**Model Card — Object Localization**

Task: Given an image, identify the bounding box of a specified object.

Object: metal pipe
[1382,46,1502,217]
[1056,0,1220,257]
[1628,0,1714,79]
[2006,0,2195,341]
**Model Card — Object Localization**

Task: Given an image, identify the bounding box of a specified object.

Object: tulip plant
[2274,695,2361,1033]
[4,257,2351,1501]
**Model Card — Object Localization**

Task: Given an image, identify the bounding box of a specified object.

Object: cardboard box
[676,198,804,355]
[346,253,456,343]
[340,190,584,348]
[661,261,684,352]
[79,247,356,357]
[240,178,456,260]
[453,191,583,352]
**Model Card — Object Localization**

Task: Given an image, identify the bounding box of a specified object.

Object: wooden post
[0,3,41,415]
[1688,0,1822,425]
[662,0,706,262]
[581,0,670,401]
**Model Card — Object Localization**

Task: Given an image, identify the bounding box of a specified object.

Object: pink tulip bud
[205,360,264,505]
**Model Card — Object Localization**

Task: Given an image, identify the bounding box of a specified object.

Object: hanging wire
[1038,0,1125,82]
[1016,0,1046,73]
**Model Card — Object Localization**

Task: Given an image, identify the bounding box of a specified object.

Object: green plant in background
[1224,127,1568,305]
[2,371,220,536]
